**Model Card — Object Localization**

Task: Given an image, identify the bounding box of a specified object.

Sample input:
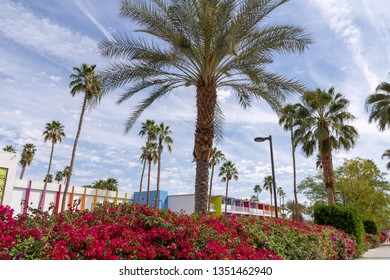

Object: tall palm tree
[155,122,173,208]
[278,104,299,209]
[62,165,70,187]
[365,80,390,132]
[140,142,158,206]
[208,147,226,211]
[55,171,64,184]
[382,149,390,170]
[277,186,285,215]
[263,175,274,217]
[62,64,102,212]
[41,121,65,209]
[253,184,262,201]
[99,0,312,213]
[294,87,358,205]
[137,119,157,204]
[19,143,36,179]
[3,145,16,153]
[219,161,239,214]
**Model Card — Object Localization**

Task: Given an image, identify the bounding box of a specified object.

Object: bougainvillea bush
[0,203,362,260]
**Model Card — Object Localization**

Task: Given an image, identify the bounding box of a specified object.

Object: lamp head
[254,136,270,142]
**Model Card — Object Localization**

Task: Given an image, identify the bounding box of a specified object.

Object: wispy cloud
[73,0,113,40]
[311,0,379,90]
[0,0,100,66]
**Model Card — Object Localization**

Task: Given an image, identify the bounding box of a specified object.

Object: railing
[222,204,272,217]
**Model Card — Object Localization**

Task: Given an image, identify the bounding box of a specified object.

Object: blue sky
[1,0,389,206]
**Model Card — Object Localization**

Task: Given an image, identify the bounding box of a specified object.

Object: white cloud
[73,0,113,40]
[0,0,101,65]
[49,75,62,82]
[311,0,379,90]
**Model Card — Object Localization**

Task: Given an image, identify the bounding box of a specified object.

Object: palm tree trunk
[146,159,151,206]
[194,81,217,213]
[270,189,273,217]
[225,180,229,214]
[39,141,54,209]
[61,92,88,212]
[291,129,299,219]
[208,164,215,212]
[19,165,26,179]
[155,142,162,208]
[138,159,147,204]
[321,149,335,205]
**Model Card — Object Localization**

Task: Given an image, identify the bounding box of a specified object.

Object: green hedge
[363,220,379,235]
[313,203,365,255]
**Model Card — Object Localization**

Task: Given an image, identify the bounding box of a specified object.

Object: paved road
[359,243,390,259]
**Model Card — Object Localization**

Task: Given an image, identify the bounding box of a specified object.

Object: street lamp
[254,135,278,219]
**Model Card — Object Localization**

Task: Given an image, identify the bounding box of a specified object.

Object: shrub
[0,203,359,260]
[363,220,378,235]
[313,203,365,256]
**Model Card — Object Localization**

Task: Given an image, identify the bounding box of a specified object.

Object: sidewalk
[359,243,390,259]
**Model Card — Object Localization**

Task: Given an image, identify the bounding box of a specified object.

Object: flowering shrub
[0,203,362,260]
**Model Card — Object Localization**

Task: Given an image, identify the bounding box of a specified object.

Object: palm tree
[155,122,173,208]
[219,161,239,214]
[263,175,274,217]
[3,145,16,153]
[365,80,390,132]
[137,119,157,204]
[55,171,64,184]
[62,64,102,212]
[250,195,259,202]
[278,104,299,210]
[41,121,65,209]
[284,200,306,221]
[277,186,286,216]
[99,0,312,213]
[19,143,36,179]
[382,149,390,170]
[44,174,53,183]
[208,147,226,211]
[62,165,70,187]
[294,87,358,205]
[140,142,158,206]
[253,184,262,201]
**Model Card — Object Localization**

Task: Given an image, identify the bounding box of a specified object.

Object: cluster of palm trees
[136,120,173,208]
[277,82,389,214]
[3,0,389,216]
[259,175,286,217]
[3,63,102,211]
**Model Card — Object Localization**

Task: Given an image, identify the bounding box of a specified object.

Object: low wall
[7,179,132,215]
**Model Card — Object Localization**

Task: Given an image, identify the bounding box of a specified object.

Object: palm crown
[43,121,65,144]
[294,87,358,156]
[365,81,390,132]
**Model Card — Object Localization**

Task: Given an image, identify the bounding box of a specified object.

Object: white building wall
[168,194,195,215]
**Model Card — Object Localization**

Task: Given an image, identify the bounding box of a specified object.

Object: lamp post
[254,135,278,219]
